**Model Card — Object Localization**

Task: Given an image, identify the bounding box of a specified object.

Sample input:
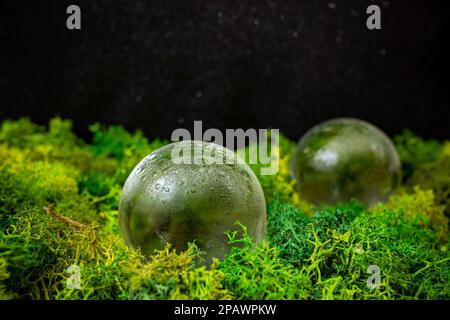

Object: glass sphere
[291,118,402,206]
[119,141,266,263]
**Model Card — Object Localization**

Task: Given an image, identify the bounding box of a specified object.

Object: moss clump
[89,123,167,185]
[393,130,442,181]
[266,199,363,264]
[263,199,449,299]
[0,117,449,300]
[382,187,448,240]
[407,150,450,219]
[124,244,232,300]
[394,131,450,218]
[0,257,13,299]
[218,222,311,299]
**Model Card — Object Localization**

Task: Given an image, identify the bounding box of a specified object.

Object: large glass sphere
[119,141,266,263]
[291,118,402,206]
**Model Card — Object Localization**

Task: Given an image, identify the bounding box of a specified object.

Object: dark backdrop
[1,0,449,141]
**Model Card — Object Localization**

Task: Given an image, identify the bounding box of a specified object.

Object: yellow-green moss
[0,118,448,300]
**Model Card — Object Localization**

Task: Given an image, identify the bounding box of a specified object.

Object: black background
[0,0,449,141]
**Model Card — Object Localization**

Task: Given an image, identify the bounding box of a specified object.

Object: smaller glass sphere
[291,118,402,206]
[119,141,266,263]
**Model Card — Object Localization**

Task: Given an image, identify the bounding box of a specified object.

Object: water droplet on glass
[119,141,266,265]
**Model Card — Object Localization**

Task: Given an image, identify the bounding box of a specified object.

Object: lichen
[0,118,448,300]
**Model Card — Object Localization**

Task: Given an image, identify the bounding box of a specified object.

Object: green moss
[266,199,363,264]
[394,130,450,219]
[0,257,13,299]
[345,208,449,299]
[0,118,46,148]
[0,117,448,300]
[394,130,442,181]
[89,123,167,185]
[263,199,449,299]
[244,131,304,207]
[381,187,448,240]
[218,223,311,299]
[407,154,450,219]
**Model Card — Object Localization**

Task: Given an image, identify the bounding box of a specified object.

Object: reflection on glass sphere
[291,118,402,206]
[119,141,266,263]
